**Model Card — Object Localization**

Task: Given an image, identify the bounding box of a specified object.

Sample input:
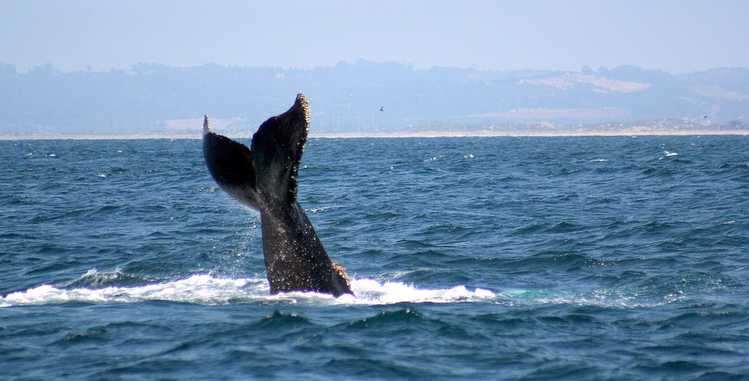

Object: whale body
[202,94,353,297]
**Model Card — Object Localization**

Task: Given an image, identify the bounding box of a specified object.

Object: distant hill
[0,61,748,135]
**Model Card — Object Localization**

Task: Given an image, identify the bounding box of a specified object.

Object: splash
[343,278,495,305]
[1,271,681,309]
[0,272,494,307]
[1,275,262,307]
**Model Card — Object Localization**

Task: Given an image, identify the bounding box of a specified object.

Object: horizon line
[3,129,749,141]
[4,60,749,76]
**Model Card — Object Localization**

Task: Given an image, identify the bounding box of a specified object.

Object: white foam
[1,275,261,306]
[0,273,678,309]
[0,274,495,307]
[341,278,496,305]
[501,288,684,308]
[305,207,333,214]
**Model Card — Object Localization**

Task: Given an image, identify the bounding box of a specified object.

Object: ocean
[1,136,748,380]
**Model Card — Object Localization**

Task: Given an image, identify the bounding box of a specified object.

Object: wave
[1,270,682,309]
[0,273,495,307]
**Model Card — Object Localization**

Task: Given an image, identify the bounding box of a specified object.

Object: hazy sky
[1,0,748,73]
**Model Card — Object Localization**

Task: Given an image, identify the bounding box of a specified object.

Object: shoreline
[1,129,749,140]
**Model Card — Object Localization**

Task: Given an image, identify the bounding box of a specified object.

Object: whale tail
[202,93,309,209]
[203,93,352,297]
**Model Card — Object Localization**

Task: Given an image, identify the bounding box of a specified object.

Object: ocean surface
[1,136,748,380]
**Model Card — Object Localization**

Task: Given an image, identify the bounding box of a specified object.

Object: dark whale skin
[202,94,352,297]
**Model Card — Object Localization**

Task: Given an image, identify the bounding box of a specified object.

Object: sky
[1,0,748,73]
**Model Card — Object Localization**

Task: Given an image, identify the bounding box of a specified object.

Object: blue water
[1,136,748,380]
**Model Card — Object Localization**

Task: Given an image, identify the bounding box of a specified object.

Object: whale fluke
[203,94,353,297]
[203,117,258,209]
